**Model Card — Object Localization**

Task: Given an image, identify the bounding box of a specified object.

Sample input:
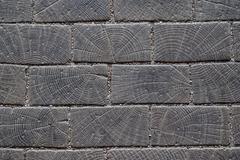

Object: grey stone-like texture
[151,106,230,146]
[232,106,240,145]
[191,63,240,103]
[0,24,71,64]
[70,106,149,147]
[0,64,26,105]
[195,0,240,20]
[0,107,68,147]
[108,149,188,160]
[0,149,24,160]
[26,150,105,160]
[72,24,151,63]
[111,65,190,104]
[0,0,32,22]
[114,0,192,21]
[233,22,240,61]
[28,65,108,105]
[154,22,231,62]
[34,0,110,22]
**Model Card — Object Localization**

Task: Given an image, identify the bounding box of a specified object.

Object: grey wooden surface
[0,0,239,159]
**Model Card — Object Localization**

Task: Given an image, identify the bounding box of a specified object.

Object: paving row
[1,148,240,160]
[1,0,240,160]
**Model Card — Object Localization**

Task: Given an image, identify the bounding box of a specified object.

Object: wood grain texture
[72,24,151,63]
[0,107,68,147]
[114,0,192,21]
[233,22,240,61]
[0,24,71,64]
[195,0,240,20]
[0,0,32,22]
[188,149,229,160]
[0,0,238,155]
[0,64,26,104]
[191,63,240,103]
[151,106,230,146]
[70,106,149,147]
[111,65,190,104]
[34,0,110,22]
[108,148,239,160]
[229,148,240,160]
[232,106,240,145]
[108,149,188,160]
[0,149,24,160]
[26,150,105,160]
[28,65,108,105]
[154,22,231,62]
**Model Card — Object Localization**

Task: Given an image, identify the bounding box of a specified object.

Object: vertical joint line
[192,0,196,21]
[109,0,115,23]
[68,106,72,149]
[23,149,27,160]
[70,25,75,64]
[148,105,152,147]
[25,66,30,107]
[150,23,155,64]
[230,21,235,62]
[104,148,110,160]
[228,105,234,147]
[189,64,193,105]
[31,0,35,22]
[107,64,112,106]
[23,148,30,160]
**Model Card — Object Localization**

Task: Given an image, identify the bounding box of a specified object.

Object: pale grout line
[31,0,34,23]
[230,21,235,62]
[1,61,240,67]
[99,1,115,158]
[107,0,114,107]
[2,20,240,25]
[150,23,155,65]
[24,67,30,107]
[189,64,194,105]
[70,24,75,64]
[107,64,112,106]
[67,106,72,149]
[148,105,153,147]
[23,149,27,160]
[1,145,240,151]
[1,103,240,109]
[109,0,115,23]
[105,148,111,160]
[192,0,196,21]
[6,145,240,160]
[24,0,35,112]
[228,105,235,147]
